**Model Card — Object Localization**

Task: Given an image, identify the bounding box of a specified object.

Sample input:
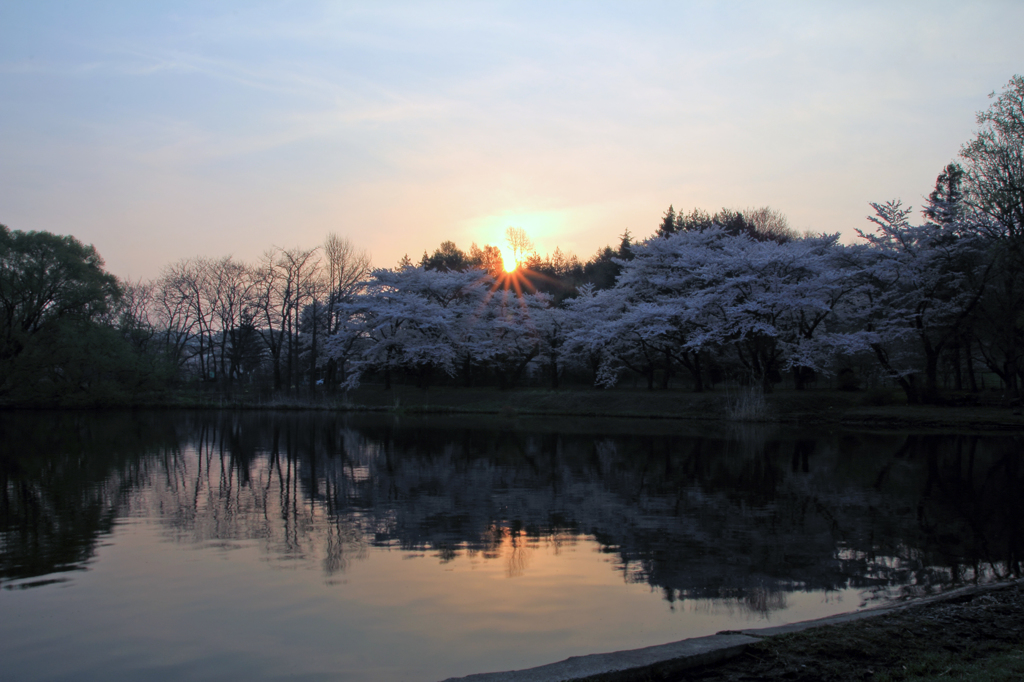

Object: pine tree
[923,163,966,227]
[657,205,677,237]
[618,229,634,260]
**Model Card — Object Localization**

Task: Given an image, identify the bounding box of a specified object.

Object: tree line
[3,75,1023,406]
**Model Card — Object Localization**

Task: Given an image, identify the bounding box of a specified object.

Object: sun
[500,248,518,272]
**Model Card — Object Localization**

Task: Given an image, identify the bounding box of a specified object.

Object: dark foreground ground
[674,581,1024,682]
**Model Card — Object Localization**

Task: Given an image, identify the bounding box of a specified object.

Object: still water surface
[1,411,1021,681]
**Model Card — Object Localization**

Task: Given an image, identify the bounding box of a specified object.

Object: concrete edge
[438,579,1024,682]
[438,634,758,682]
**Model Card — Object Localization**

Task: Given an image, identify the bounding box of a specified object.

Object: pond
[1,410,1021,681]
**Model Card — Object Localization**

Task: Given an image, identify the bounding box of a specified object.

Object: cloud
[2,1,1024,278]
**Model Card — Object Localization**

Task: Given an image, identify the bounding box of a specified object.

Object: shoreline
[4,386,1024,431]
[439,579,1024,682]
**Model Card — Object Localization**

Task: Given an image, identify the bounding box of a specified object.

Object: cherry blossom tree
[850,200,990,403]
[469,288,546,389]
[333,267,492,389]
[562,284,619,386]
[588,228,861,392]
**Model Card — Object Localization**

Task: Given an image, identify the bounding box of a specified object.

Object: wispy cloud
[2,1,1023,278]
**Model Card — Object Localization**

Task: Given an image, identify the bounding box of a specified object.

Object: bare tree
[252,248,288,391]
[245,246,322,393]
[960,75,1024,399]
[505,227,535,268]
[323,233,371,333]
[107,278,155,350]
[206,257,258,388]
[322,233,370,390]
[154,258,218,378]
[285,247,322,392]
[468,243,504,277]
[744,207,796,242]
[961,74,1024,238]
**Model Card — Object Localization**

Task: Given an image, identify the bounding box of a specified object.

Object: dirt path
[676,581,1024,681]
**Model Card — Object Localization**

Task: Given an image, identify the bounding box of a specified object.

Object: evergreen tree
[423,240,468,272]
[618,229,634,260]
[675,208,714,233]
[582,245,620,289]
[923,163,966,227]
[657,205,677,237]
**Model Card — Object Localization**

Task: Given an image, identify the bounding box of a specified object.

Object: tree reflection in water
[1,411,1021,618]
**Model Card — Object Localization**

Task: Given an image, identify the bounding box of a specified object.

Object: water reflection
[0,412,158,585]
[2,411,1021,617]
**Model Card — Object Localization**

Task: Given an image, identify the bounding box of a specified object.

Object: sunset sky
[2,2,1023,280]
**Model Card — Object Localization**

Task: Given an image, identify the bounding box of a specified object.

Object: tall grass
[726,386,771,421]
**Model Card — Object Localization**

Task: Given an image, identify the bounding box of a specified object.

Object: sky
[2,1,1023,281]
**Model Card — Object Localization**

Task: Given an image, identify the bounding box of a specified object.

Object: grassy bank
[678,581,1024,682]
